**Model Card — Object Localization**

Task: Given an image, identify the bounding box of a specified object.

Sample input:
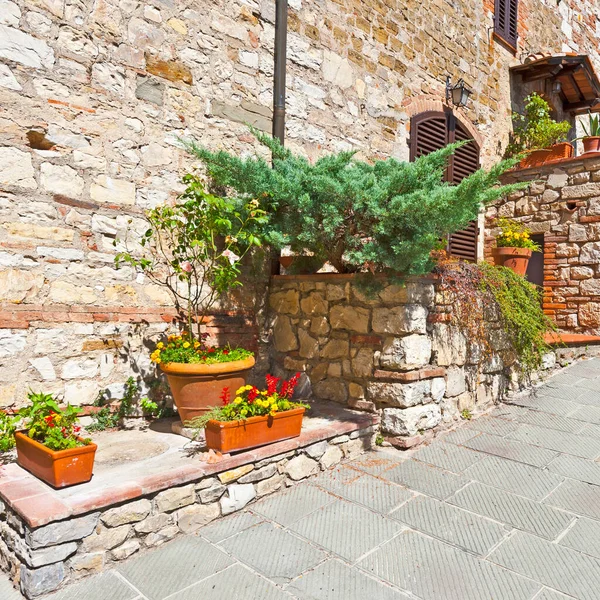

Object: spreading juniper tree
[184,130,523,276]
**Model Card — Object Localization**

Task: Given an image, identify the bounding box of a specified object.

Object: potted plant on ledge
[15,391,96,488]
[189,372,308,453]
[116,177,267,423]
[578,111,600,154]
[492,218,541,276]
[506,93,572,169]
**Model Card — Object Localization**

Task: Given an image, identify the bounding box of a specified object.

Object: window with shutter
[494,0,518,49]
[410,111,481,262]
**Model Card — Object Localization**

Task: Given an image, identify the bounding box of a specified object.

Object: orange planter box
[205,407,305,453]
[15,432,97,489]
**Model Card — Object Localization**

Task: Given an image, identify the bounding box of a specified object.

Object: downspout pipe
[273,0,288,146]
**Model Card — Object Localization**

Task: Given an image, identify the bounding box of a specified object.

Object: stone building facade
[0,0,598,410]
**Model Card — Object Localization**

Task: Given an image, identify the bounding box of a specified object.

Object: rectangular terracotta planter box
[205,407,305,453]
[15,431,97,489]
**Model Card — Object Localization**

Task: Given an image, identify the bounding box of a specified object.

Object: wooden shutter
[410,112,481,262]
[494,0,518,48]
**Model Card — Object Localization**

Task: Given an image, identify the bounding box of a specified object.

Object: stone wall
[0,0,597,411]
[0,423,375,598]
[485,155,600,335]
[266,274,528,447]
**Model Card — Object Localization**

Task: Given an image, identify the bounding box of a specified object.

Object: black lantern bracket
[446,76,473,108]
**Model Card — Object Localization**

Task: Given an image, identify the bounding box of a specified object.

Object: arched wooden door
[410,110,481,262]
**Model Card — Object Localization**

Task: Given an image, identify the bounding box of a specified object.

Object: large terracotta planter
[15,432,97,488]
[160,356,255,424]
[492,247,533,276]
[519,142,574,169]
[583,137,600,153]
[205,407,305,453]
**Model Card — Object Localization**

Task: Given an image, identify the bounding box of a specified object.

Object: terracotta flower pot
[519,142,574,169]
[205,407,305,453]
[492,247,533,276]
[15,432,97,489]
[160,356,255,424]
[583,137,600,153]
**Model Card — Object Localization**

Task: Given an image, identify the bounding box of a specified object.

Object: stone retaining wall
[266,274,560,447]
[0,424,375,598]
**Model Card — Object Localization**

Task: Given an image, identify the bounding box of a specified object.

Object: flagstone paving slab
[463,455,563,501]
[9,357,600,600]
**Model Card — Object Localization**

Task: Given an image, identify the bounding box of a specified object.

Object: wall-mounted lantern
[446,76,472,108]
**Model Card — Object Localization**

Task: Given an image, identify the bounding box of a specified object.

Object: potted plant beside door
[492,218,541,276]
[116,177,268,423]
[578,111,600,154]
[506,93,573,169]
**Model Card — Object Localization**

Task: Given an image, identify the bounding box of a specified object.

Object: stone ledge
[0,406,378,528]
[373,367,446,382]
[544,332,600,346]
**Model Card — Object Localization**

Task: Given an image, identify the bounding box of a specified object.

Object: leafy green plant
[375,433,385,446]
[495,218,541,251]
[460,409,473,420]
[579,111,600,138]
[150,334,253,366]
[0,411,18,452]
[19,391,91,451]
[188,373,308,432]
[185,130,522,275]
[116,178,267,341]
[434,255,556,377]
[506,93,571,157]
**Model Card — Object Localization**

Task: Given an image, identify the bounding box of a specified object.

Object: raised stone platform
[0,403,377,598]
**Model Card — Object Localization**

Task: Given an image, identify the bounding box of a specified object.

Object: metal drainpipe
[271,0,288,276]
[272,0,288,146]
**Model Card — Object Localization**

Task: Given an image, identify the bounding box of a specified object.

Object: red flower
[223,349,229,355]
[248,387,259,403]
[219,387,231,405]
[44,414,55,427]
[283,372,301,399]
[208,348,216,353]
[265,374,280,395]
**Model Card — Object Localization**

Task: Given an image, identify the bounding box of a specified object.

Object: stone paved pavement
[5,358,600,599]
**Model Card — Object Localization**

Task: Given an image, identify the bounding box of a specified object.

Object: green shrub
[185,131,522,275]
[0,411,18,452]
[506,93,571,157]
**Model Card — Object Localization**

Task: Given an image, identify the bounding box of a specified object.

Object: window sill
[492,31,517,55]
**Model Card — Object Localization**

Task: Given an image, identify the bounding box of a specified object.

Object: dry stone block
[20,563,64,597]
[90,175,135,205]
[310,316,330,335]
[320,444,343,468]
[100,499,151,527]
[82,525,130,552]
[134,513,170,535]
[432,324,467,366]
[218,465,254,484]
[380,335,431,370]
[372,305,427,335]
[445,366,466,397]
[368,379,431,408]
[298,329,319,358]
[381,404,442,436]
[300,292,328,316]
[285,454,319,480]
[351,348,374,377]
[69,552,104,578]
[273,315,298,352]
[580,302,600,327]
[199,482,226,503]
[239,463,278,483]
[26,513,99,549]
[329,305,370,333]
[0,147,37,189]
[25,542,77,569]
[379,282,435,306]
[304,441,328,459]
[176,503,220,533]
[341,437,369,459]
[154,485,195,513]
[109,540,140,561]
[562,182,600,199]
[0,269,43,303]
[579,242,600,264]
[220,484,256,515]
[256,474,286,496]
[313,378,348,403]
[321,338,349,359]
[144,525,179,547]
[0,23,54,68]
[269,289,300,315]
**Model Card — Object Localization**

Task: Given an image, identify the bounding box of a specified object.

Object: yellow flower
[235,387,245,395]
[155,358,161,364]
[261,390,268,396]
[157,342,164,349]
[234,397,243,404]
[183,342,190,349]
[194,341,200,348]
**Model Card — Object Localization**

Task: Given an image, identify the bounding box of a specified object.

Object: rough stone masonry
[0,0,598,411]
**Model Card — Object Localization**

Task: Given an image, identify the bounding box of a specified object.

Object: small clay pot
[583,137,600,153]
[519,142,574,169]
[492,247,533,276]
[15,432,97,488]
[160,357,255,424]
[205,407,305,453]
